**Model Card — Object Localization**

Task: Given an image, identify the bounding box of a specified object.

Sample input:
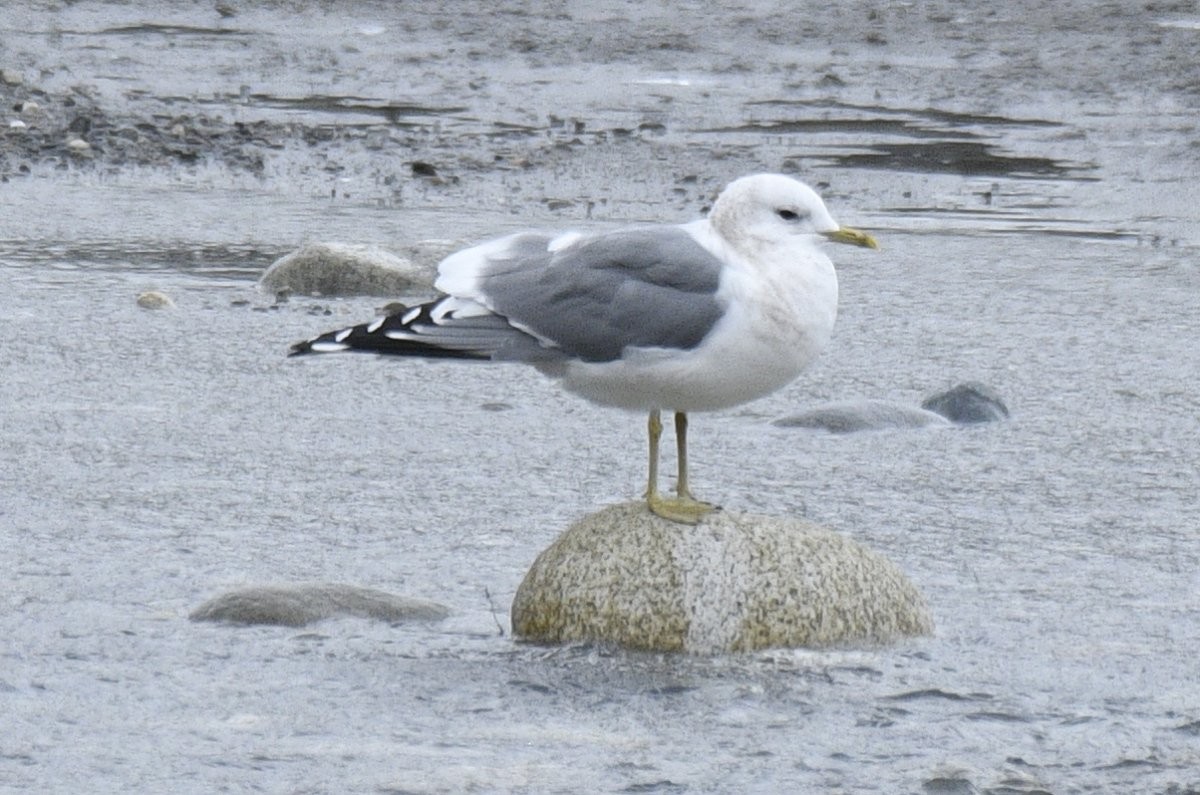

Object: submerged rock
[773,399,950,433]
[921,382,1009,424]
[136,290,175,309]
[258,242,432,297]
[776,384,1009,434]
[189,582,452,627]
[512,502,932,653]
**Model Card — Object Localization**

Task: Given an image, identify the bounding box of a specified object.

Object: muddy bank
[7,0,1197,235]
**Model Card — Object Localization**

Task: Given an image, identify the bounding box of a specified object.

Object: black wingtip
[286,297,512,361]
[288,339,315,357]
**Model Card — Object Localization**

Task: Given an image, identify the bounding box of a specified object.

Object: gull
[290,174,878,523]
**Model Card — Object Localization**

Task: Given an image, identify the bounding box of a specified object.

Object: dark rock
[410,160,438,177]
[921,383,1009,424]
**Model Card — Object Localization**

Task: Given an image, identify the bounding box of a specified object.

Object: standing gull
[290,174,878,523]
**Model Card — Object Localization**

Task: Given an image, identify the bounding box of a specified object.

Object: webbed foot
[647,493,717,525]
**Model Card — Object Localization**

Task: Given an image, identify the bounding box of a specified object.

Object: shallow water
[3,2,1200,793]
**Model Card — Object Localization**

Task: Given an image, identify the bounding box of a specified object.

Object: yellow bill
[823,226,879,250]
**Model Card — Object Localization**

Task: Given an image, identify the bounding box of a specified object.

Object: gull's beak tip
[825,226,880,250]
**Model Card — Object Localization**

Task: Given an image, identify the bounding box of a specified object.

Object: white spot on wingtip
[367,317,386,333]
[310,341,350,353]
[548,231,583,252]
[431,296,491,323]
[401,307,421,324]
[334,328,353,342]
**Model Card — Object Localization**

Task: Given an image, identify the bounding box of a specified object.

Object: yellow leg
[645,409,662,500]
[675,411,694,500]
[645,409,715,525]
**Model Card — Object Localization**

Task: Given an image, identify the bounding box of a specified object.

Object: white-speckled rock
[512,502,932,653]
[258,242,433,297]
[189,583,452,627]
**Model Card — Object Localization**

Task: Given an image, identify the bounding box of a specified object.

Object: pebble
[66,138,92,155]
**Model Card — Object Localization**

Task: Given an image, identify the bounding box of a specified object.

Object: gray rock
[136,290,175,310]
[189,582,452,627]
[258,242,433,297]
[774,399,950,433]
[921,382,1009,424]
[512,502,932,653]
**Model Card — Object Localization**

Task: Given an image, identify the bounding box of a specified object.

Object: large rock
[189,582,451,627]
[512,502,932,653]
[258,242,432,297]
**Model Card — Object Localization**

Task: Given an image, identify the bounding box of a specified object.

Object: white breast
[556,236,838,413]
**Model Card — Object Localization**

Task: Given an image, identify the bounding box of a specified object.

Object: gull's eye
[777,209,801,221]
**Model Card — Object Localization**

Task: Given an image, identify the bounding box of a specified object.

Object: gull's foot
[647,493,718,525]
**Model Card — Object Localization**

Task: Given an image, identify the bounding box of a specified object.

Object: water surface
[2,2,1199,792]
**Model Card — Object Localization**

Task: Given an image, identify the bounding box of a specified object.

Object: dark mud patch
[833,140,1082,178]
[747,99,1068,131]
[96,23,252,37]
[703,102,1092,179]
[704,118,938,138]
[232,94,469,126]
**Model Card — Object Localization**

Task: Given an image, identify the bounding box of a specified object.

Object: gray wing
[449,227,727,363]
